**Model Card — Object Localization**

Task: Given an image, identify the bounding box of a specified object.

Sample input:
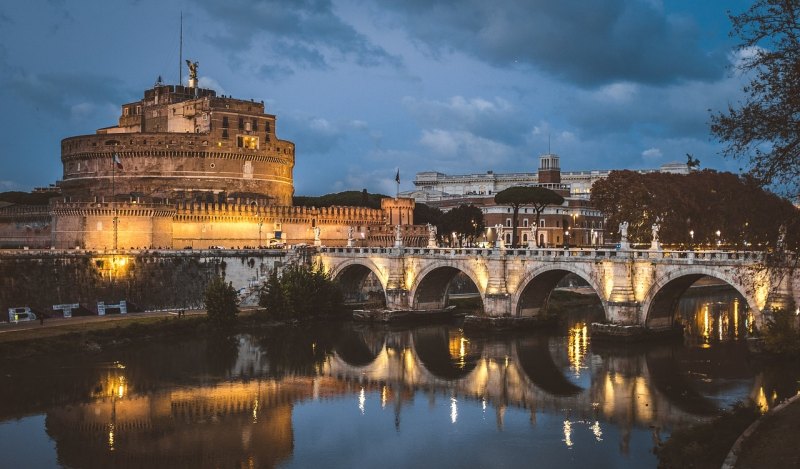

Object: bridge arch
[510,263,605,318]
[641,266,759,329]
[328,259,388,306]
[408,262,485,310]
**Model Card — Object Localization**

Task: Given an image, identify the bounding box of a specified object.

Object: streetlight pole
[564,230,569,249]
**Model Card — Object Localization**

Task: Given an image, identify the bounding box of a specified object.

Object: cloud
[403,95,526,145]
[3,70,128,120]
[641,147,662,160]
[194,0,402,74]
[371,0,727,87]
[419,129,514,164]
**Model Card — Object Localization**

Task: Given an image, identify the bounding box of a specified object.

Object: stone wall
[0,250,292,316]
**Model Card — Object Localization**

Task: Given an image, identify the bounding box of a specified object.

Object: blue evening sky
[0,0,753,196]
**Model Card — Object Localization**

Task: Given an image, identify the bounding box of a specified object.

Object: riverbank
[0,307,273,361]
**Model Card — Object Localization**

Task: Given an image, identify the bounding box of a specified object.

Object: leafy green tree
[293,190,388,209]
[494,187,564,247]
[414,203,444,226]
[590,169,799,249]
[439,204,485,247]
[259,263,344,318]
[204,276,239,327]
[710,1,800,190]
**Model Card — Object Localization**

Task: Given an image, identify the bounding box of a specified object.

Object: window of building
[556,220,560,227]
[222,129,229,139]
[238,118,244,130]
[222,116,229,128]
[135,106,141,115]
[265,122,271,133]
[123,108,129,116]
[540,219,545,227]
[505,218,512,227]
[237,135,259,149]
[523,219,529,227]
[522,233,528,242]
[252,120,258,131]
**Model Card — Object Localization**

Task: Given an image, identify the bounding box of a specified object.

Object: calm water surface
[0,289,797,468]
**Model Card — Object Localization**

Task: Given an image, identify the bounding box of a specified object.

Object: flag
[395,169,400,184]
[113,153,123,170]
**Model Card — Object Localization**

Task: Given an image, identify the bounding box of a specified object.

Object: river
[0,287,797,468]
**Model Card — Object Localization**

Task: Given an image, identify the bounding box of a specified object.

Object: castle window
[523,219,529,227]
[123,108,129,116]
[237,135,259,149]
[505,218,512,227]
[135,106,141,115]
[252,120,258,131]
[238,118,244,130]
[222,116,229,128]
[265,122,271,133]
[222,129,229,139]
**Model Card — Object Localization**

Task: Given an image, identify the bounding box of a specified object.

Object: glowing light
[568,322,588,378]
[108,423,115,451]
[117,384,125,399]
[358,387,366,414]
[563,420,573,448]
[591,421,603,441]
[252,398,259,423]
[450,397,458,424]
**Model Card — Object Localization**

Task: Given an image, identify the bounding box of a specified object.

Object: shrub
[761,307,800,357]
[204,277,239,328]
[259,263,344,319]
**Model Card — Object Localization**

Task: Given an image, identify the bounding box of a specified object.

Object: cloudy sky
[0,0,753,196]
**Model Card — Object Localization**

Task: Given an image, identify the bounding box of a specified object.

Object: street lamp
[564,230,570,249]
[715,230,721,248]
[689,230,694,250]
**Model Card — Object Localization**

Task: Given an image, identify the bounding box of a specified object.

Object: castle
[0,65,417,249]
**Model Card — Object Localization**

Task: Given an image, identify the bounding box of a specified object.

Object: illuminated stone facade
[0,73,422,249]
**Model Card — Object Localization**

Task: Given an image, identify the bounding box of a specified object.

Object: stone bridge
[317,246,798,329]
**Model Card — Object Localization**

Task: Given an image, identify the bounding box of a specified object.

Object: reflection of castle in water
[36,319,788,467]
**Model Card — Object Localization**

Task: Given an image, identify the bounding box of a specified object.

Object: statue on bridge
[394,224,403,248]
[313,226,322,247]
[496,224,506,250]
[347,226,355,248]
[427,223,438,248]
[618,221,630,250]
[650,217,662,251]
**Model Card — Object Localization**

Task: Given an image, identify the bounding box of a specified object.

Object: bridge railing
[317,246,766,263]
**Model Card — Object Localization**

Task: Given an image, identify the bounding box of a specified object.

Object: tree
[439,204,485,247]
[204,276,239,327]
[494,186,564,247]
[413,202,444,226]
[710,1,800,191]
[590,169,799,249]
[259,263,344,318]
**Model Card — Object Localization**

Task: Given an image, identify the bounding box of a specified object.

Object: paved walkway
[725,393,800,469]
[0,309,205,335]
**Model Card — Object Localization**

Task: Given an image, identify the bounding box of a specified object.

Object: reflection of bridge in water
[34,326,784,467]
[325,325,765,435]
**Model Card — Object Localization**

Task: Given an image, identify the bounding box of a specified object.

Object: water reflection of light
[563,420,573,448]
[358,387,366,414]
[381,386,387,409]
[591,421,603,441]
[450,397,458,424]
[756,386,768,413]
[108,423,115,451]
[252,398,259,423]
[448,332,469,369]
[481,398,487,413]
[734,299,739,338]
[567,322,588,378]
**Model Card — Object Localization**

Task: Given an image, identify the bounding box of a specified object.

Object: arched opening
[516,271,602,318]
[334,264,386,309]
[412,268,481,312]
[413,326,482,380]
[645,275,752,342]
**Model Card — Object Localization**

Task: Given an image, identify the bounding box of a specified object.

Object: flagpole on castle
[395,168,400,199]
